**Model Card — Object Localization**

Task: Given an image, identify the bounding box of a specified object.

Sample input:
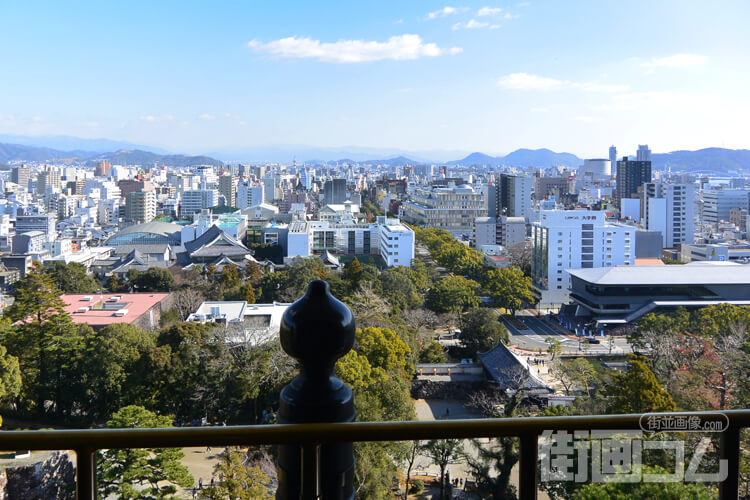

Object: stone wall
[0,451,75,500]
[411,379,488,400]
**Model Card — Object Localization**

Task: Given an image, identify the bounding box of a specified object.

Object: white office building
[472,216,526,249]
[401,185,486,237]
[286,216,414,267]
[702,189,749,225]
[531,210,635,308]
[181,189,219,216]
[237,181,265,209]
[643,182,695,248]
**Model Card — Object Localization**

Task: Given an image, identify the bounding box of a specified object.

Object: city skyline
[1,1,749,157]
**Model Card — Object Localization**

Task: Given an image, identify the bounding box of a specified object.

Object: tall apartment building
[219,175,238,207]
[531,210,635,308]
[488,174,533,219]
[118,179,154,198]
[300,168,314,190]
[636,144,652,161]
[181,189,219,216]
[643,182,695,248]
[324,178,347,204]
[95,160,111,177]
[535,175,570,200]
[401,185,487,236]
[472,216,526,249]
[702,189,750,225]
[11,166,31,190]
[237,181,264,209]
[37,170,61,195]
[125,191,156,223]
[609,146,617,170]
[616,156,651,203]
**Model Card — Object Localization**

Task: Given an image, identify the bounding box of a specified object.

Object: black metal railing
[0,410,748,499]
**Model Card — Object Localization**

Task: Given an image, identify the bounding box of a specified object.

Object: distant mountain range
[0,142,222,167]
[2,135,750,173]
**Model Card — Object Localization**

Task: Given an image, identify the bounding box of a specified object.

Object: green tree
[425,276,480,315]
[606,354,676,414]
[43,261,99,293]
[460,308,508,356]
[571,466,715,499]
[356,327,413,377]
[421,440,462,499]
[81,324,157,420]
[342,257,363,290]
[6,265,67,324]
[97,405,193,499]
[219,263,240,287]
[133,267,175,292]
[419,341,446,363]
[198,447,272,500]
[378,267,423,310]
[0,343,21,426]
[546,337,562,361]
[484,266,535,315]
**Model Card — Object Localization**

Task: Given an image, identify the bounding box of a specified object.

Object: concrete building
[37,170,61,195]
[10,166,31,190]
[124,190,156,223]
[616,157,651,203]
[643,182,695,248]
[535,176,570,200]
[609,146,617,172]
[237,181,264,209]
[569,262,750,325]
[16,214,57,240]
[702,189,749,225]
[531,210,635,308]
[286,216,414,267]
[323,178,347,204]
[219,175,238,207]
[181,189,219,216]
[118,179,154,198]
[472,216,526,249]
[489,174,533,219]
[402,185,486,237]
[578,159,611,180]
[61,293,171,331]
[187,301,291,345]
[680,242,750,263]
[636,144,652,162]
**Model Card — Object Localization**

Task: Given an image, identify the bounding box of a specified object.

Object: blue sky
[1,0,749,158]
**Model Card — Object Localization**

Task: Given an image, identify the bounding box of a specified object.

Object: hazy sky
[1,0,749,157]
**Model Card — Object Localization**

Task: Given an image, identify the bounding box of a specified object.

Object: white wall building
[181,189,219,216]
[286,216,414,267]
[531,210,635,308]
[237,181,265,209]
[644,182,695,248]
[702,189,749,225]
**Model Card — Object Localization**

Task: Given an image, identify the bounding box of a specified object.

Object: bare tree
[172,288,206,320]
[402,440,420,499]
[504,241,532,272]
[348,282,391,324]
[403,309,440,347]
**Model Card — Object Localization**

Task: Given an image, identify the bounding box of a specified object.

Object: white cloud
[199,113,216,121]
[426,6,465,19]
[518,1,531,6]
[140,115,175,123]
[504,12,520,19]
[394,18,404,24]
[497,73,566,90]
[530,107,549,113]
[248,35,461,63]
[477,6,502,16]
[571,115,599,123]
[642,53,707,68]
[453,19,499,30]
[497,72,628,92]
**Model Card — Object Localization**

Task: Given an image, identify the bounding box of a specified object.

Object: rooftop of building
[569,261,750,286]
[60,293,170,327]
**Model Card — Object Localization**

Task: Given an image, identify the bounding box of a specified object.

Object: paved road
[503,311,632,355]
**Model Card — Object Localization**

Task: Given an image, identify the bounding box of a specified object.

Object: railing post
[519,432,538,500]
[76,447,96,500]
[719,423,740,500]
[277,280,356,500]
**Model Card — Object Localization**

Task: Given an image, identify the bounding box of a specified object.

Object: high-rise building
[10,166,31,190]
[181,189,219,216]
[488,174,533,219]
[219,175,238,207]
[237,181,265,209]
[118,179,154,198]
[643,182,695,248]
[16,214,57,240]
[401,185,486,236]
[636,144,652,162]
[616,156,652,203]
[609,146,617,171]
[300,168,314,191]
[531,210,635,308]
[95,160,111,177]
[37,170,61,195]
[702,189,750,225]
[324,178,347,204]
[125,190,156,223]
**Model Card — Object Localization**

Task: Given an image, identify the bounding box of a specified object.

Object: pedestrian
[206,445,212,454]
[446,407,450,416]
[211,477,215,487]
[192,487,197,499]
[198,478,203,489]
